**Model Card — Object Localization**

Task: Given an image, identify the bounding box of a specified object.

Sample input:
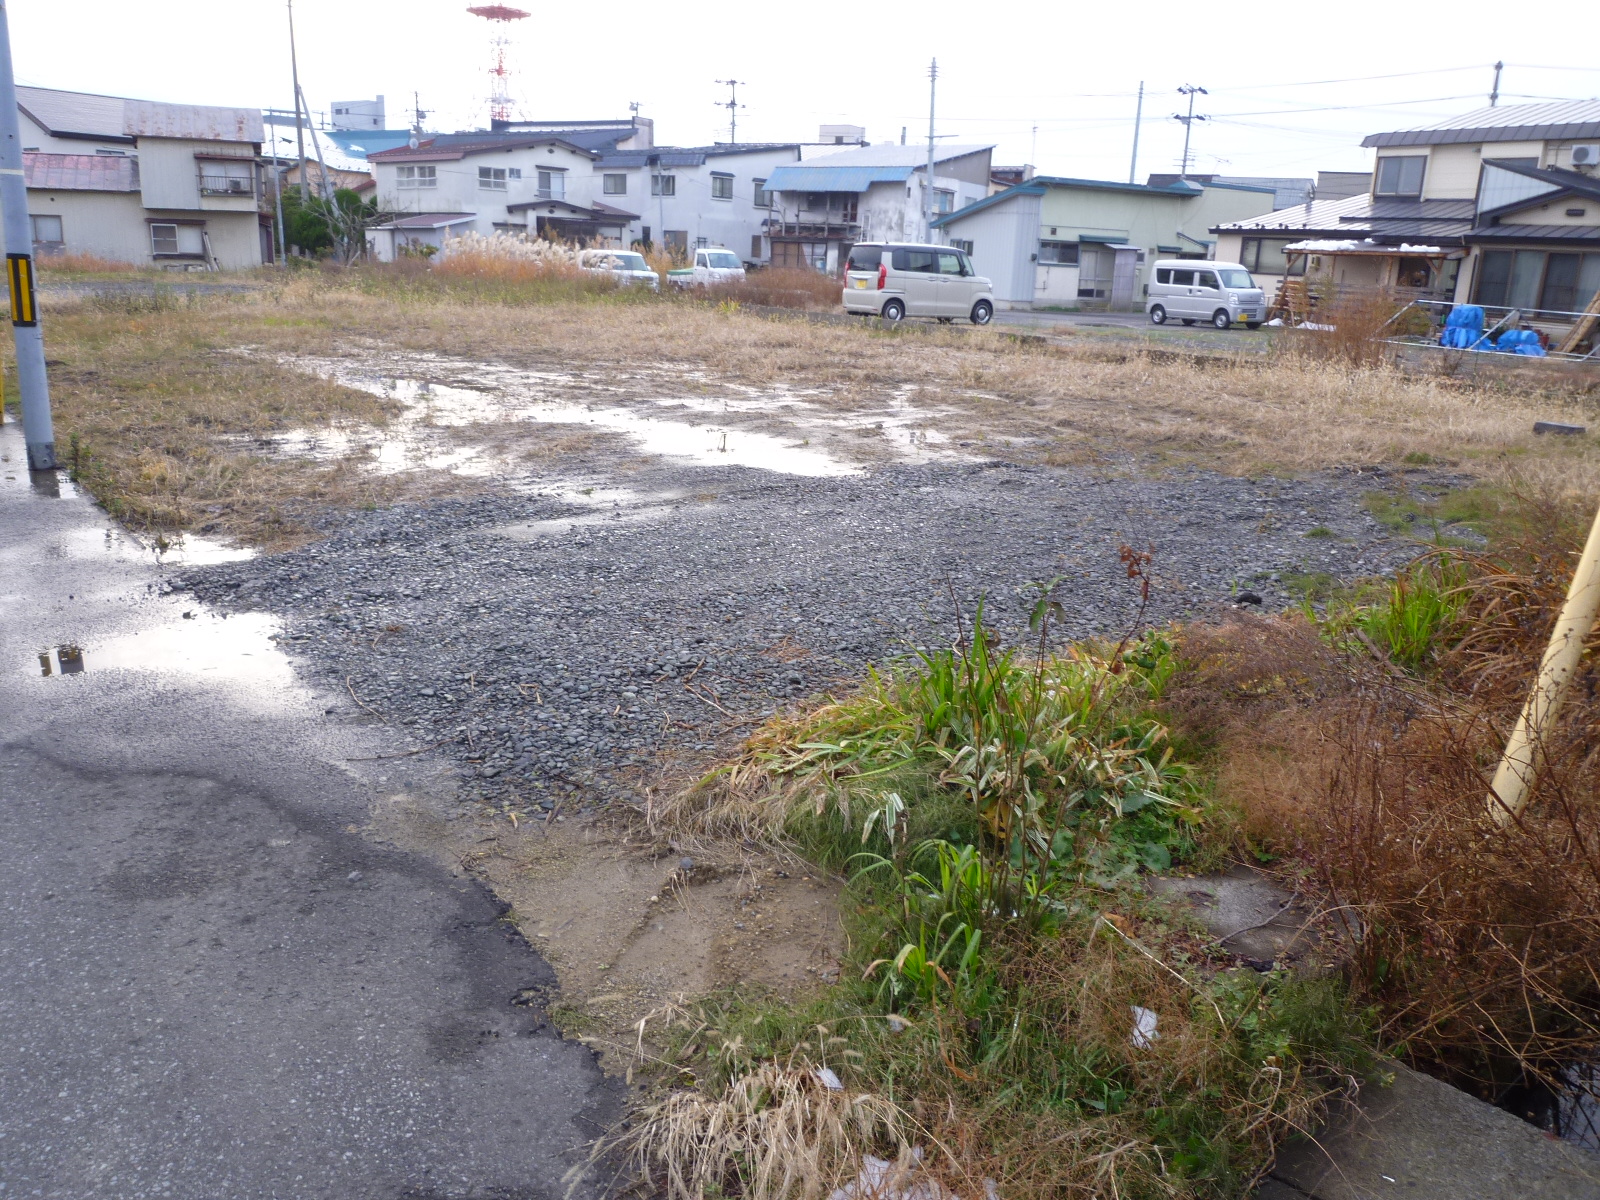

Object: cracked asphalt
[0,420,618,1199]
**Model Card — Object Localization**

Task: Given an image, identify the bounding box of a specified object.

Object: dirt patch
[365,787,842,1071]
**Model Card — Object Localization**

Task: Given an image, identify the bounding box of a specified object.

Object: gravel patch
[178,457,1430,819]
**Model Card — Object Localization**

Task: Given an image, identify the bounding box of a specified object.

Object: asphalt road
[0,419,618,1199]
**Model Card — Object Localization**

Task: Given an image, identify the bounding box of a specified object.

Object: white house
[761,143,995,272]
[577,143,802,261]
[15,86,265,269]
[366,132,636,259]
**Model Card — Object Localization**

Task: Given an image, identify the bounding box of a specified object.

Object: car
[840,242,994,325]
[666,248,747,287]
[576,249,659,289]
[1145,259,1265,329]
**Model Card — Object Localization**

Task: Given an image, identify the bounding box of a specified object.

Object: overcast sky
[12,0,1600,182]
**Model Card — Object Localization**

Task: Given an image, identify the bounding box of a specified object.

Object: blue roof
[933,175,1213,228]
[320,129,415,160]
[763,163,919,193]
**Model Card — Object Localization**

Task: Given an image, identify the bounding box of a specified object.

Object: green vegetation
[1363,485,1508,542]
[629,590,1375,1200]
[1302,525,1335,539]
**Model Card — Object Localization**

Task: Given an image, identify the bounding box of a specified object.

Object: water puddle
[254,350,964,482]
[33,611,289,683]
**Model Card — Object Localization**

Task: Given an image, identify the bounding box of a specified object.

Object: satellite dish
[408,134,419,149]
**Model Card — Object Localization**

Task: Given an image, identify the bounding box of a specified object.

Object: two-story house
[365,133,636,260]
[17,86,265,269]
[577,143,802,262]
[1211,100,1600,335]
[761,143,994,272]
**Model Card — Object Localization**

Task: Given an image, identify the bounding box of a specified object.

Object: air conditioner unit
[1572,143,1600,167]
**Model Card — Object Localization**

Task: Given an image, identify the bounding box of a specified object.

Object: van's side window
[1171,269,1195,286]
[1155,268,1171,284]
[892,248,940,273]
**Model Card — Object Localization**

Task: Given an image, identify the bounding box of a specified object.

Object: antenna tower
[467,5,529,124]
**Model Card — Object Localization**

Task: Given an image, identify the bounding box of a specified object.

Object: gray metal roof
[19,85,261,143]
[1363,99,1600,147]
[1466,223,1600,243]
[596,143,799,169]
[1212,193,1374,232]
[796,142,992,168]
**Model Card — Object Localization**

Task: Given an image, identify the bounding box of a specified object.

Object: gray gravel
[180,457,1430,818]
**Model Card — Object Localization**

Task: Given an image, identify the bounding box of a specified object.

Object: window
[1194,270,1220,291]
[198,158,253,196]
[752,178,770,207]
[1476,249,1600,313]
[751,234,764,258]
[705,250,741,269]
[1170,268,1196,286]
[936,251,966,276]
[1217,268,1255,288]
[711,173,733,200]
[479,166,508,191]
[949,239,973,255]
[397,165,436,189]
[537,170,564,199]
[1375,155,1426,197]
[149,222,203,256]
[845,246,881,272]
[31,214,63,250]
[603,173,628,195]
[1239,237,1305,276]
[651,174,676,197]
[508,167,521,180]
[891,248,940,272]
[1038,241,1078,265]
[934,189,954,214]
[663,230,687,254]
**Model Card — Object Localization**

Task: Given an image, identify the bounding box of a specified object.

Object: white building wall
[18,109,132,155]
[18,189,260,268]
[943,191,1039,304]
[375,143,598,235]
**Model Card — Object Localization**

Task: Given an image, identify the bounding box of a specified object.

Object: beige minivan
[841,242,995,324]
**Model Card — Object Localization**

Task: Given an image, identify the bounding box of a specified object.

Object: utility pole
[287,0,307,201]
[714,79,745,143]
[0,0,54,467]
[1128,81,1144,185]
[270,136,287,265]
[1490,60,1504,107]
[924,58,938,243]
[1174,84,1208,181]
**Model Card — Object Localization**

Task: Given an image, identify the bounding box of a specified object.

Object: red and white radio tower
[466,5,529,125]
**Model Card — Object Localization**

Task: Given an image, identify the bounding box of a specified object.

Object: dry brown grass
[27,273,1600,548]
[709,267,842,311]
[1170,516,1600,1098]
[37,251,139,276]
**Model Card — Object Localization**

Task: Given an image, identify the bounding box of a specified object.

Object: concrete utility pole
[1128,81,1144,185]
[288,0,308,202]
[924,58,938,243]
[714,79,744,143]
[1489,61,1504,107]
[0,0,55,468]
[1174,84,1208,181]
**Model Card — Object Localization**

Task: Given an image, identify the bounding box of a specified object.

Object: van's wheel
[970,300,993,325]
[937,316,954,324]
[1180,318,1196,326]
[1212,309,1233,329]
[1245,322,1262,331]
[1149,305,1167,325]
[881,298,905,322]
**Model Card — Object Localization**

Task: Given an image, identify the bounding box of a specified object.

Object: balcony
[198,174,255,198]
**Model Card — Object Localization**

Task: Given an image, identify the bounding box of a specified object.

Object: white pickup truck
[666,247,747,287]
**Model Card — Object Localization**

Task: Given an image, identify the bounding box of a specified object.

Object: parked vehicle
[576,249,659,289]
[841,243,994,325]
[667,248,746,287]
[1145,260,1265,329]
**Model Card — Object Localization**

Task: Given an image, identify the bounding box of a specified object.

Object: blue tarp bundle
[1440,304,1484,349]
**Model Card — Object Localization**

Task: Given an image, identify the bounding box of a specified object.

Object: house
[16,85,265,269]
[278,127,414,198]
[931,176,1277,310]
[578,143,802,261]
[1211,100,1600,339]
[761,143,995,272]
[365,132,636,259]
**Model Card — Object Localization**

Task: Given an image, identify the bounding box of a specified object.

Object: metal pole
[924,58,937,243]
[288,0,308,202]
[1128,81,1144,185]
[270,144,287,265]
[1180,89,1195,180]
[1487,501,1600,824]
[1489,60,1504,108]
[0,0,54,469]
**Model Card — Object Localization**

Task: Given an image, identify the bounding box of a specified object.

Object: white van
[841,243,995,324]
[1145,260,1266,329]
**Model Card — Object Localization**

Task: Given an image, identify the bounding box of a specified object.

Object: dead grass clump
[37,251,138,275]
[1172,518,1600,1097]
[601,1062,915,1200]
[1287,290,1412,367]
[711,267,843,311]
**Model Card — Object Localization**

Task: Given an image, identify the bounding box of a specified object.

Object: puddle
[33,611,289,683]
[255,351,965,482]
